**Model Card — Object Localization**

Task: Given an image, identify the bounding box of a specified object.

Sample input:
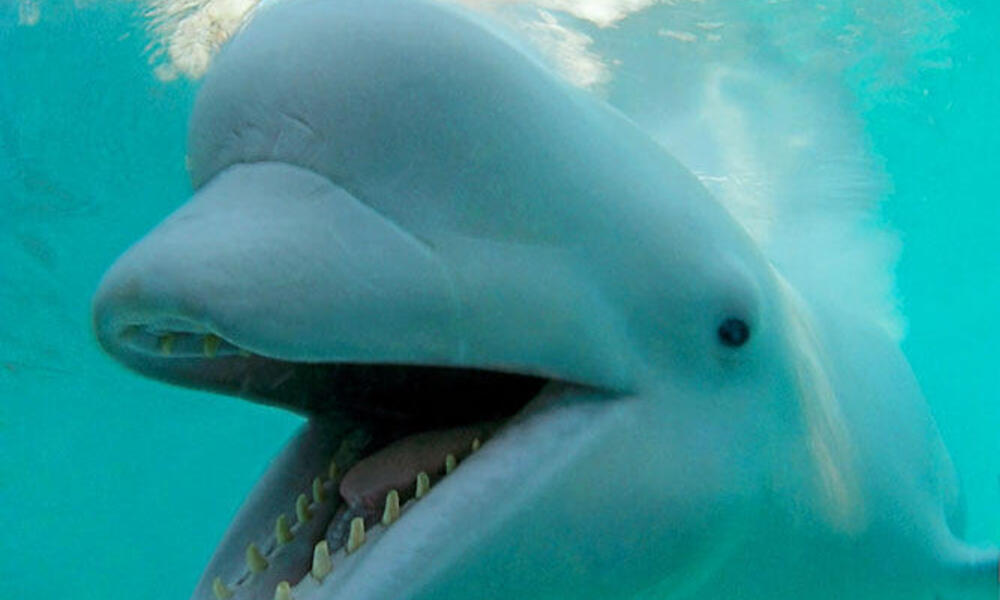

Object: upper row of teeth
[121,327,249,358]
[212,437,483,600]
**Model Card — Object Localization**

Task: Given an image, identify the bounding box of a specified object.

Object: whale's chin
[98,320,593,600]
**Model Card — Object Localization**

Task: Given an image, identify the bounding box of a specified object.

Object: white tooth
[203,334,221,358]
[346,517,365,554]
[296,493,312,524]
[312,476,326,503]
[275,514,293,545]
[311,541,333,581]
[328,459,338,480]
[445,453,457,474]
[274,581,293,600]
[120,325,138,343]
[246,543,268,573]
[415,471,430,499]
[212,577,234,599]
[382,490,400,526]
[159,334,175,356]
[471,438,481,452]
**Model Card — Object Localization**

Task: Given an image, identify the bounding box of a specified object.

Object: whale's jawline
[104,320,553,423]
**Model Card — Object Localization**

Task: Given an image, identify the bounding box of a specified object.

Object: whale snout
[92,161,634,414]
[93,161,460,368]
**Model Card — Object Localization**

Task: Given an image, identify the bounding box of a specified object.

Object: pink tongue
[339,424,490,512]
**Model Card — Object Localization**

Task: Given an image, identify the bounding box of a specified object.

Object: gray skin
[91,0,998,598]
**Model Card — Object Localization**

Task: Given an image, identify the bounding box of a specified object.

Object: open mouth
[107,322,564,600]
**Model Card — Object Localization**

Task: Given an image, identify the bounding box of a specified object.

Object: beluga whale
[92,0,999,598]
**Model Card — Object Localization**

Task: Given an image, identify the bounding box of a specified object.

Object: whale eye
[717,318,750,348]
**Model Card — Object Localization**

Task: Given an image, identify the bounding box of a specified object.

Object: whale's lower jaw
[199,412,503,600]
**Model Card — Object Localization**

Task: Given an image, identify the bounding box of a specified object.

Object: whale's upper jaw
[89,158,636,404]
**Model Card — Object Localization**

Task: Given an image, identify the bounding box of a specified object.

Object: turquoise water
[1,1,998,598]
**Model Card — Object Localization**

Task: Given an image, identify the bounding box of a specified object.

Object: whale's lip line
[99,309,589,381]
[97,308,620,408]
[103,318,563,408]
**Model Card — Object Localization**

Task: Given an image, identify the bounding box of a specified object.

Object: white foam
[504,0,658,28]
[18,0,41,26]
[145,0,260,80]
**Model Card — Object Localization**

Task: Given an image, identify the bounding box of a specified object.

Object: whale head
[92,1,995,599]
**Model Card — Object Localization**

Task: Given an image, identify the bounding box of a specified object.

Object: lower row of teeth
[212,436,483,600]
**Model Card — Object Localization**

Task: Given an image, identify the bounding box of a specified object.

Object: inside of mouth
[116,325,549,598]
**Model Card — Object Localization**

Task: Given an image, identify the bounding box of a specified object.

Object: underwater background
[1,0,998,598]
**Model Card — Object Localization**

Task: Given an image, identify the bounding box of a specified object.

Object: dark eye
[717,318,750,348]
